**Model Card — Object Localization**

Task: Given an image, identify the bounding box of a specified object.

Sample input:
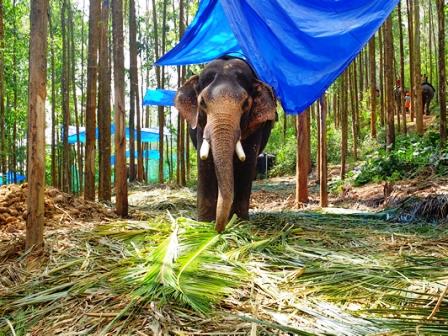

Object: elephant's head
[176,58,276,232]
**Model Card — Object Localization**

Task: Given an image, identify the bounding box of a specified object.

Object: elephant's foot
[232,203,250,221]
[198,205,216,223]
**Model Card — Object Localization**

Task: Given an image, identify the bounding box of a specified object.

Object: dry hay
[385,177,448,222]
[0,183,117,239]
[2,180,448,334]
[2,210,448,335]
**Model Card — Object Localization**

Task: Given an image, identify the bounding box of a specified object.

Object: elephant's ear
[245,80,277,137]
[176,75,199,129]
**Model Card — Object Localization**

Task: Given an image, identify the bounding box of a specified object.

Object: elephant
[422,81,435,115]
[175,57,277,232]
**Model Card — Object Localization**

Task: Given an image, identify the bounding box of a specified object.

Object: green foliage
[354,131,448,186]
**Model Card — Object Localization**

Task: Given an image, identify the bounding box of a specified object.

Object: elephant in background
[176,57,277,232]
[422,81,435,115]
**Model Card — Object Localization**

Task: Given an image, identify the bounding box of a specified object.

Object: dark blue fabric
[157,0,398,114]
[143,89,177,106]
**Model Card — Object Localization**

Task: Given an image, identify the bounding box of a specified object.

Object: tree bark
[368,37,377,139]
[129,0,143,182]
[398,0,407,134]
[319,95,328,208]
[98,0,112,201]
[295,111,308,204]
[128,0,136,181]
[112,0,128,216]
[406,0,415,122]
[340,72,348,180]
[84,0,100,200]
[378,27,385,127]
[26,0,49,252]
[384,15,395,149]
[413,0,423,134]
[0,0,4,177]
[61,0,71,192]
[437,0,446,143]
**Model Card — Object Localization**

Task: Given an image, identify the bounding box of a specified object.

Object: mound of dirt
[0,184,117,235]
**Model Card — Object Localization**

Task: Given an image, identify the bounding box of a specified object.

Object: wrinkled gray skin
[176,58,277,232]
[422,82,435,115]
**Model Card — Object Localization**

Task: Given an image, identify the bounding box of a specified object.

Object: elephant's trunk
[209,120,237,233]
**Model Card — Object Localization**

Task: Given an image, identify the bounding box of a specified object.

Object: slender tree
[437,0,446,143]
[384,15,395,149]
[26,0,49,252]
[0,0,4,177]
[319,95,328,208]
[98,0,112,201]
[68,0,83,192]
[369,37,377,138]
[296,111,308,204]
[412,0,423,134]
[61,0,71,192]
[397,1,407,134]
[112,0,128,216]
[340,72,348,179]
[84,0,100,200]
[129,0,143,182]
[49,6,57,187]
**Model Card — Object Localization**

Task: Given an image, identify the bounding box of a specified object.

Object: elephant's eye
[200,97,207,110]
[242,97,252,111]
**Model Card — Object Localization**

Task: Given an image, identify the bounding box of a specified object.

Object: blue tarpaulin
[143,89,177,106]
[157,0,398,114]
[67,125,161,144]
[0,171,26,185]
[110,150,160,165]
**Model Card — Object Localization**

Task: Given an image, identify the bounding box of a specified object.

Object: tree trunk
[296,111,308,204]
[129,0,143,182]
[437,0,446,143]
[350,64,358,160]
[98,0,112,201]
[0,0,4,177]
[61,0,71,192]
[158,0,168,183]
[112,0,128,216]
[49,7,57,186]
[369,37,377,138]
[319,95,328,208]
[413,0,423,135]
[67,0,82,193]
[84,0,100,200]
[128,0,136,182]
[340,72,348,180]
[384,15,395,149]
[406,0,415,122]
[379,27,385,127]
[177,0,186,186]
[152,0,165,183]
[398,0,407,134]
[316,103,321,184]
[26,0,49,252]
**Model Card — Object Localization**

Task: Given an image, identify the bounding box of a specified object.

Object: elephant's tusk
[235,140,246,162]
[200,139,210,160]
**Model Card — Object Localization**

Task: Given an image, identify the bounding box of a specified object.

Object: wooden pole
[319,94,328,208]
[26,0,49,252]
[295,110,308,205]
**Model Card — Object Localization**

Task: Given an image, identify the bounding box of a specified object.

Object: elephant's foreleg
[197,132,218,222]
[232,144,258,220]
